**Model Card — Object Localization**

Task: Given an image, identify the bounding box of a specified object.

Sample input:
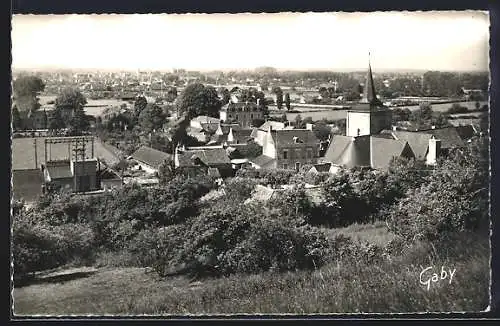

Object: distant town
[11,62,489,202]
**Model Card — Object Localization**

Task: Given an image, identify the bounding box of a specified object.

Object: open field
[270,101,488,122]
[39,95,132,117]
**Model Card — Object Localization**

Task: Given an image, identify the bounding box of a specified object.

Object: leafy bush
[221,177,259,202]
[13,217,95,277]
[142,204,340,279]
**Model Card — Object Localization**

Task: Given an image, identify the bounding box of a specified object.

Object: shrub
[221,177,259,202]
[145,204,340,279]
[12,217,95,278]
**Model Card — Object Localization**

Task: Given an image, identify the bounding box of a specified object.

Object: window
[295,162,300,171]
[228,114,232,118]
[307,148,313,159]
[250,114,253,119]
[283,150,288,159]
[283,163,288,169]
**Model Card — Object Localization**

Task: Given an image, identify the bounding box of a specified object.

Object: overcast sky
[11,11,489,72]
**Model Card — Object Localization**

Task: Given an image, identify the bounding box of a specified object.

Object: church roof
[324,135,414,170]
[324,135,371,168]
[351,58,385,112]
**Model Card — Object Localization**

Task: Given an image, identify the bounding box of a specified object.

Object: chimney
[392,125,397,131]
[293,136,299,143]
[257,98,261,106]
[268,125,272,133]
[306,123,313,131]
[426,136,441,165]
[431,125,436,129]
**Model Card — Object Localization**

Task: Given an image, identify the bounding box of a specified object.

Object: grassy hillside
[13,225,489,315]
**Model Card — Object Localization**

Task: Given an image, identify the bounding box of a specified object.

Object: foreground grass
[13,231,489,315]
[323,220,396,247]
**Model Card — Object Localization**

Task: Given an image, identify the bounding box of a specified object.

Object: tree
[139,103,166,133]
[312,121,332,142]
[12,106,23,131]
[295,114,303,128]
[48,107,66,133]
[134,96,148,117]
[272,86,283,110]
[176,83,222,120]
[219,88,231,105]
[285,93,291,111]
[410,103,434,129]
[475,101,481,111]
[165,87,178,103]
[55,88,87,114]
[13,75,45,113]
[68,107,91,136]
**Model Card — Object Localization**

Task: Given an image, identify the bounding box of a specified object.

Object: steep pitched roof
[360,61,383,106]
[453,125,477,140]
[250,154,276,168]
[388,127,466,159]
[311,162,332,173]
[424,127,466,148]
[131,146,172,169]
[370,137,415,170]
[270,129,319,146]
[324,135,371,168]
[177,148,231,167]
[229,129,253,143]
[387,130,433,159]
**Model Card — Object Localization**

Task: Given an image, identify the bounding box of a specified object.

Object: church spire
[360,52,382,106]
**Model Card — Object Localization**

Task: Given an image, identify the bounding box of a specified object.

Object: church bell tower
[346,54,392,137]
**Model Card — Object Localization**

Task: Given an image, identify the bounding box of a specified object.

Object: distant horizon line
[11,66,489,74]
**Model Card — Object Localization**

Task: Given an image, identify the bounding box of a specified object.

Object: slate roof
[324,135,371,168]
[12,136,120,171]
[311,162,332,172]
[385,127,466,159]
[177,148,231,167]
[271,129,319,146]
[230,129,254,143]
[324,135,413,170]
[383,130,433,159]
[250,155,276,168]
[12,169,44,202]
[131,146,172,170]
[370,137,415,170]
[425,127,466,148]
[360,62,383,107]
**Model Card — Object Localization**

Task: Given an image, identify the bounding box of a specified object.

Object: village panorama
[11,12,491,315]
